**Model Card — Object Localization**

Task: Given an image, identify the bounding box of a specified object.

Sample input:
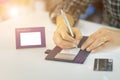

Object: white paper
[20,32,41,46]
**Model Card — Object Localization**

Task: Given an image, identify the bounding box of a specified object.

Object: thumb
[72,27,83,43]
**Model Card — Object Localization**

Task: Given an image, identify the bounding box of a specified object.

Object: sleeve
[49,0,101,24]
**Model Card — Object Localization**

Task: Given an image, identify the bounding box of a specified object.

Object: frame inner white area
[20,32,41,46]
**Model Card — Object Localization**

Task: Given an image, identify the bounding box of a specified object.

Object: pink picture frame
[15,27,46,49]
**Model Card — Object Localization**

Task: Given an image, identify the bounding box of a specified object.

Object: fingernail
[81,46,85,50]
[86,48,91,51]
[73,40,79,46]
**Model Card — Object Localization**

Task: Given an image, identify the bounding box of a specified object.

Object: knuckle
[100,28,107,32]
[90,45,95,49]
[77,35,82,40]
[62,34,67,39]
[89,34,95,38]
[62,35,67,40]
[100,27,106,30]
[72,27,77,31]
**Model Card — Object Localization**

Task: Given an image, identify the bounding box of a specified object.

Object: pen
[60,9,74,37]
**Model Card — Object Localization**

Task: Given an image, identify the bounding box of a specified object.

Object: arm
[49,0,101,25]
[49,0,101,49]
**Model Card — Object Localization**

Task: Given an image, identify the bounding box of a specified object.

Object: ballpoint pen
[61,9,78,48]
[60,9,74,37]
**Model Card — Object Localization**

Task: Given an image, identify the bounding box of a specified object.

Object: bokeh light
[8,6,20,18]
[0,0,35,21]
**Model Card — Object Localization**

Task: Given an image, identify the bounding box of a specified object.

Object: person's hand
[53,14,82,49]
[81,27,120,53]
[53,23,82,49]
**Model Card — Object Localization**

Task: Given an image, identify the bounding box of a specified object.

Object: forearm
[49,0,88,24]
[49,0,101,25]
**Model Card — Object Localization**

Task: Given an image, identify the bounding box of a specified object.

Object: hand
[53,23,82,49]
[81,27,120,53]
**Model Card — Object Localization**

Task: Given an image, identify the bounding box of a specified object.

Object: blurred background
[44,0,103,24]
[0,0,42,22]
[0,0,103,24]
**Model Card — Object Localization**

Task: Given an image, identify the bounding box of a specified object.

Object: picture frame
[15,27,46,49]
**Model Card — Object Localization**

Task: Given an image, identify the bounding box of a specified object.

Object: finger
[72,29,82,45]
[72,28,82,42]
[60,30,75,42]
[86,38,106,52]
[91,42,111,53]
[53,32,76,49]
[86,32,111,52]
[81,35,96,50]
[58,40,77,49]
[80,28,103,50]
[57,25,76,42]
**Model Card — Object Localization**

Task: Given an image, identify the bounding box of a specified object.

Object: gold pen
[60,9,74,37]
[61,9,78,48]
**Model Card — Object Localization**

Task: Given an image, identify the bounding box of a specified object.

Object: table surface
[0,1,120,80]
